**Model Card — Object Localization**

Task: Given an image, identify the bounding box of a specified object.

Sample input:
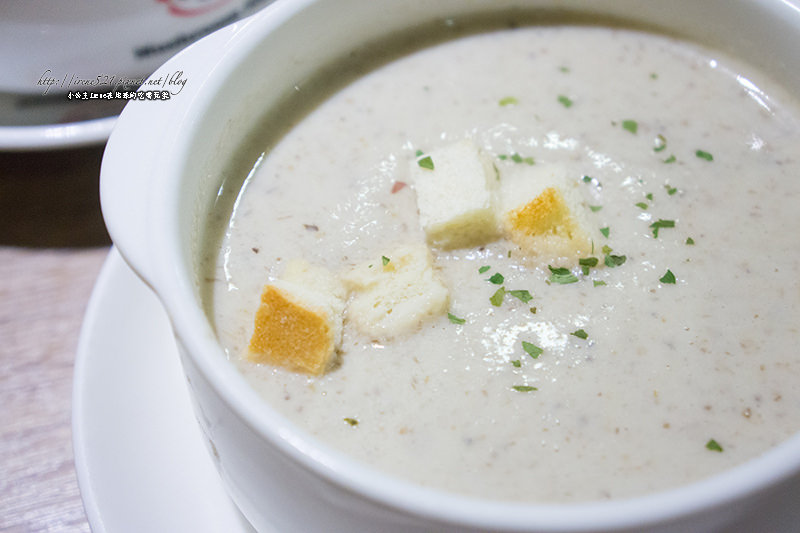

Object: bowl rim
[116,0,800,529]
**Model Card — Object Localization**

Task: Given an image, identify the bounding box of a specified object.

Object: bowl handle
[100,96,170,289]
[100,21,244,290]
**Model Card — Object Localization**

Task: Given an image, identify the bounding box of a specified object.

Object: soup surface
[205,25,800,502]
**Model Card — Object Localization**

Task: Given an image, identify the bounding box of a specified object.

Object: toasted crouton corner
[500,165,595,260]
[247,260,345,375]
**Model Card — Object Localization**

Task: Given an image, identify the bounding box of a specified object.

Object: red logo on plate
[157,0,234,17]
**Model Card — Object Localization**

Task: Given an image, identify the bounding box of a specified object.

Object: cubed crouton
[500,165,595,260]
[247,260,346,375]
[343,244,449,338]
[410,140,498,249]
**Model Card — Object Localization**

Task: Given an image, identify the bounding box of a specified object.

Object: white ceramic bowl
[100,1,800,531]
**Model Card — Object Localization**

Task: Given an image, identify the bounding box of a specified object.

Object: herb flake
[417,155,434,170]
[508,289,533,303]
[659,269,676,284]
[478,265,491,274]
[522,341,543,359]
[558,95,574,108]
[448,313,466,325]
[548,265,579,284]
[571,329,588,339]
[622,119,638,134]
[500,153,535,165]
[490,287,506,307]
[604,254,627,268]
[706,439,724,452]
[488,272,505,285]
[512,385,538,392]
[579,256,599,275]
[696,150,714,161]
[650,219,675,238]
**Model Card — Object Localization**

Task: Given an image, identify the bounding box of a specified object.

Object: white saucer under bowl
[72,249,271,533]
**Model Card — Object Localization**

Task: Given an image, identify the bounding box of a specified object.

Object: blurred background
[1,146,108,533]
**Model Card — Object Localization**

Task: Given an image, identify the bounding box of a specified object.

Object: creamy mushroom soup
[203,25,800,502]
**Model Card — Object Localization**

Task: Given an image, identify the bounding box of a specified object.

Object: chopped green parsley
[579,256,599,275]
[382,255,391,266]
[659,269,676,284]
[499,96,519,106]
[604,254,627,268]
[653,134,667,152]
[571,329,588,339]
[508,289,533,303]
[548,265,579,284]
[448,313,466,324]
[650,219,675,238]
[488,272,504,285]
[417,155,434,170]
[558,94,574,108]
[589,205,603,212]
[600,227,610,238]
[499,153,535,165]
[490,287,506,306]
[663,154,677,164]
[622,119,638,134]
[478,265,491,274]
[512,385,538,392]
[706,439,724,452]
[696,149,714,161]
[593,280,607,287]
[665,184,678,195]
[635,202,649,210]
[511,359,522,367]
[686,237,695,245]
[522,341,543,359]
[343,417,359,427]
